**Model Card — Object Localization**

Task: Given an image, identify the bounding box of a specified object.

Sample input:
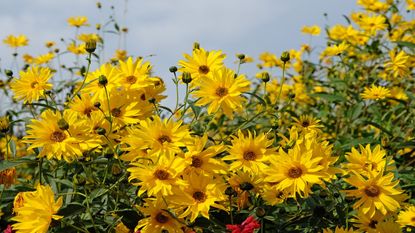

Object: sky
[0,0,359,107]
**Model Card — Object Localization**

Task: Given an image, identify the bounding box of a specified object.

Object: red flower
[3,225,13,233]
[226,216,261,233]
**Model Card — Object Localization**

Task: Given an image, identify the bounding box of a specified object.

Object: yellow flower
[77,33,102,43]
[114,222,131,233]
[192,67,250,118]
[24,110,100,162]
[389,86,408,102]
[170,173,226,222]
[361,85,391,100]
[135,198,184,233]
[223,130,274,173]
[23,54,34,64]
[81,63,121,101]
[34,52,55,65]
[67,42,87,55]
[376,220,401,233]
[293,115,323,134]
[322,226,359,233]
[261,184,289,205]
[3,34,29,48]
[344,171,402,217]
[128,154,188,196]
[397,205,415,227]
[117,57,154,90]
[385,50,410,79]
[358,0,389,12]
[351,209,386,233]
[344,144,394,176]
[265,144,325,198]
[358,15,387,35]
[12,184,63,233]
[113,49,128,61]
[69,93,98,118]
[0,115,10,133]
[67,16,89,27]
[322,41,349,57]
[0,168,16,188]
[301,25,321,35]
[10,66,53,103]
[179,47,225,84]
[259,52,281,68]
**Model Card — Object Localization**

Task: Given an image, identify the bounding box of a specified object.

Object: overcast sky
[0,0,359,107]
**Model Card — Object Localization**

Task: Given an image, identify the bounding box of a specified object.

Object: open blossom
[226,216,260,233]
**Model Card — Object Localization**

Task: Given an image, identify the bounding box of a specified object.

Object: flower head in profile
[135,198,184,233]
[322,226,359,233]
[67,16,89,27]
[178,47,225,84]
[361,85,390,100]
[344,170,402,217]
[193,67,250,118]
[301,25,321,36]
[12,184,63,233]
[226,216,260,233]
[3,34,29,48]
[10,66,53,103]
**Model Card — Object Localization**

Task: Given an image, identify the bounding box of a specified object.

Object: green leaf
[58,203,86,217]
[9,139,16,157]
[394,41,415,49]
[244,92,266,105]
[0,158,36,172]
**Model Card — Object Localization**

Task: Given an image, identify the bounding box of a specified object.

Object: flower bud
[95,127,106,135]
[225,187,237,196]
[0,116,10,133]
[58,118,69,131]
[98,75,108,86]
[5,70,13,77]
[261,72,270,83]
[237,54,245,60]
[280,51,290,63]
[256,207,266,217]
[169,66,178,73]
[112,164,122,176]
[182,72,192,84]
[239,182,254,191]
[193,42,200,50]
[94,102,101,108]
[85,40,97,53]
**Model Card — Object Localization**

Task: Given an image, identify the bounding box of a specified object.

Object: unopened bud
[94,102,101,108]
[261,72,270,83]
[237,54,245,60]
[58,119,69,131]
[148,98,156,104]
[182,72,192,84]
[169,66,178,73]
[85,40,97,53]
[280,51,290,63]
[193,42,200,50]
[239,182,254,191]
[225,187,237,196]
[0,116,10,133]
[98,75,108,86]
[256,207,266,217]
[95,127,106,135]
[96,2,102,8]
[5,70,13,77]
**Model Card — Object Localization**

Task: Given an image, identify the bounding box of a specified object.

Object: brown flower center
[154,169,170,180]
[198,65,210,74]
[411,217,415,222]
[126,75,137,84]
[243,151,256,161]
[368,220,378,229]
[215,87,228,97]
[140,93,146,101]
[192,191,207,202]
[191,156,203,168]
[301,120,310,127]
[83,107,94,117]
[111,108,122,117]
[50,131,66,142]
[31,81,39,88]
[155,212,169,224]
[364,185,380,197]
[288,167,303,178]
[158,135,172,144]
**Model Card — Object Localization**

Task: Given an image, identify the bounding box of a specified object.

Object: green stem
[276,62,286,104]
[38,157,43,185]
[104,86,113,133]
[69,53,92,102]
[180,83,190,120]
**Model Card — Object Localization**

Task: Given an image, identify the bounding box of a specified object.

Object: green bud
[169,66,178,73]
[237,54,245,60]
[280,51,290,63]
[5,70,13,77]
[57,119,69,131]
[261,72,270,83]
[85,40,97,53]
[182,72,192,84]
[95,127,106,135]
[98,75,108,86]
[256,207,266,218]
[193,42,200,50]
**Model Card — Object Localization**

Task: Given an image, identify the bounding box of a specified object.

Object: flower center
[198,65,210,74]
[191,156,203,168]
[364,185,380,197]
[301,120,310,127]
[155,212,169,224]
[83,107,94,117]
[243,151,256,161]
[50,131,66,142]
[239,182,254,191]
[411,217,415,222]
[288,167,303,178]
[31,81,39,88]
[368,220,378,229]
[140,93,146,101]
[126,75,137,84]
[158,135,172,144]
[154,169,169,180]
[192,191,207,202]
[111,108,122,117]
[215,87,228,97]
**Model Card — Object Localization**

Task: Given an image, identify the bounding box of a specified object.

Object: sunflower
[321,226,359,233]
[351,209,386,233]
[126,116,191,157]
[293,115,323,134]
[81,63,121,101]
[170,173,226,222]
[178,47,225,84]
[3,34,29,48]
[361,85,391,100]
[67,42,86,55]
[117,57,154,90]
[397,205,415,227]
[265,144,325,198]
[10,66,53,103]
[384,50,410,78]
[34,53,55,65]
[192,67,250,118]
[182,134,227,175]
[128,154,188,196]
[344,171,402,217]
[69,93,98,118]
[24,110,100,162]
[223,130,274,173]
[261,184,289,205]
[344,144,394,176]
[67,16,89,27]
[375,221,401,233]
[301,25,321,35]
[135,198,184,233]
[228,170,264,210]
[12,184,63,233]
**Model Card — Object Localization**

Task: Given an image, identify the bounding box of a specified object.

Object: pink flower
[3,225,13,233]
[226,216,261,233]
